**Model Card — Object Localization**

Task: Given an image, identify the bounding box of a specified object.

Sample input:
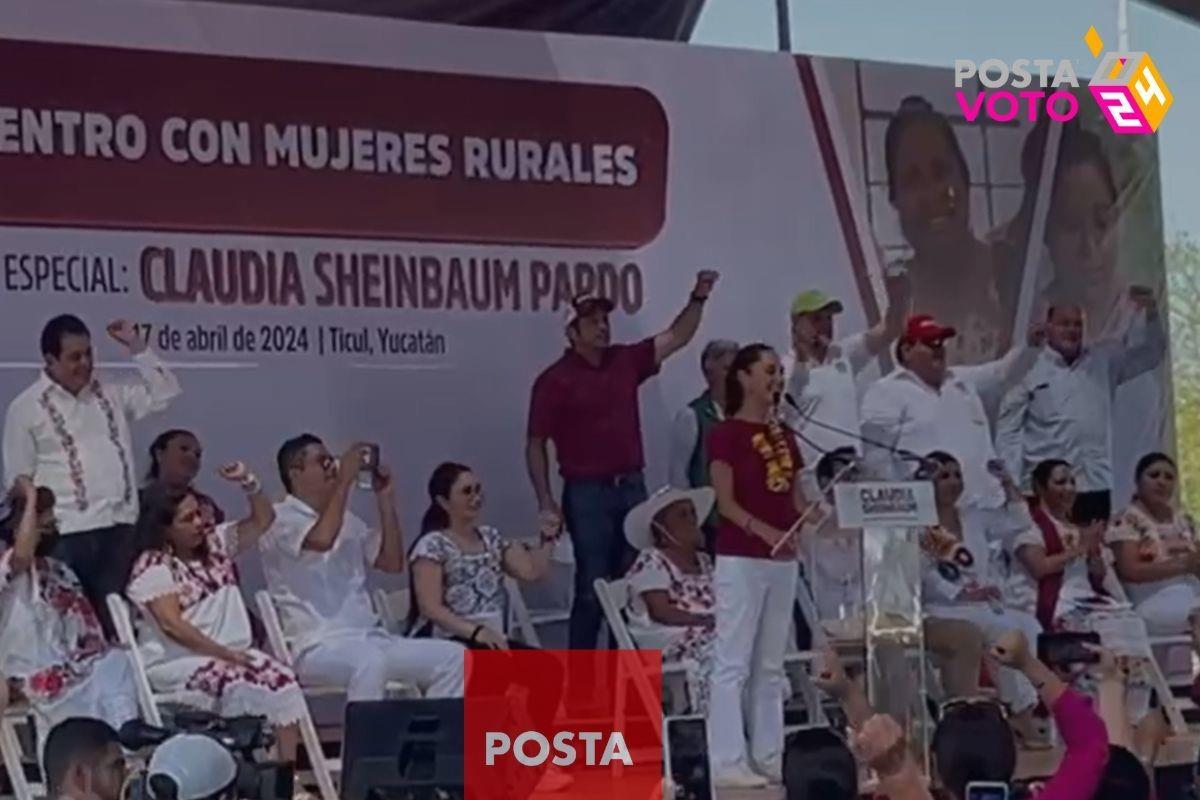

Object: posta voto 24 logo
[954,26,1173,134]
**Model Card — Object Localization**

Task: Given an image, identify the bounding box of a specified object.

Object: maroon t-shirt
[708,418,803,560]
[527,339,659,480]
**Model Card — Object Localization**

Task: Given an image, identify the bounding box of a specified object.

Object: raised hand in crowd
[692,269,720,300]
[215,460,274,554]
[1026,321,1048,348]
[814,647,871,728]
[105,318,147,353]
[850,714,932,800]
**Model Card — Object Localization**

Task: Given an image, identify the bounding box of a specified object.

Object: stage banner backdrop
[0,0,1169,596]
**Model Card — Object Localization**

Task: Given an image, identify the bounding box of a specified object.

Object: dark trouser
[563,472,648,650]
[52,524,136,640]
[455,639,564,727]
[1073,490,1112,524]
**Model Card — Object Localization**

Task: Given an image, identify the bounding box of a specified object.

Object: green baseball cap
[790,290,844,317]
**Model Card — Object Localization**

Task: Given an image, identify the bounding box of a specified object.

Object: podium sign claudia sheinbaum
[833,479,936,773]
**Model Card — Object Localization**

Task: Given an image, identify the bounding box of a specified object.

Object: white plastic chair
[1,701,45,800]
[372,588,412,635]
[106,594,209,727]
[507,537,575,639]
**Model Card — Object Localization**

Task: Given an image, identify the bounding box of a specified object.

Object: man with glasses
[259,434,464,701]
[860,314,1043,509]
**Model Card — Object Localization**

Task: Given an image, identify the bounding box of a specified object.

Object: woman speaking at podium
[706,343,813,790]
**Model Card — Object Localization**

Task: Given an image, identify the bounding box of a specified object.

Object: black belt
[565,471,644,488]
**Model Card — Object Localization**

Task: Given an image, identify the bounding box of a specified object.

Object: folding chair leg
[1147,656,1188,735]
[1,714,35,800]
[298,713,338,800]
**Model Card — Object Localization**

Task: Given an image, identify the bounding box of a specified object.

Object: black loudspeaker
[341,699,464,800]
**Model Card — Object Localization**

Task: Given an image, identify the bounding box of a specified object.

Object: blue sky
[692,0,1199,240]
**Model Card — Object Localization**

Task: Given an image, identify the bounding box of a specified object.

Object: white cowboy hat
[624,486,715,550]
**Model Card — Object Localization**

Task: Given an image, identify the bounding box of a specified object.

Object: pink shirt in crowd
[1033,689,1110,800]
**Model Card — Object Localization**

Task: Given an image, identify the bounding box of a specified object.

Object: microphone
[783,393,930,472]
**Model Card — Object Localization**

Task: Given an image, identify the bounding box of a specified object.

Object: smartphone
[664,716,713,800]
[356,444,379,490]
[1037,631,1101,669]
[965,782,1009,800]
[986,459,1007,478]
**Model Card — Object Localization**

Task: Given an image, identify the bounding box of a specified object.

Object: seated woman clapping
[1008,459,1156,737]
[1107,453,1200,647]
[622,486,715,712]
[125,463,308,776]
[0,477,138,755]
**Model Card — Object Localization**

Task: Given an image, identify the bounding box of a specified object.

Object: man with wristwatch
[526,270,719,651]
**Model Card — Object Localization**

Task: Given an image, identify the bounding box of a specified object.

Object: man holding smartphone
[259,433,464,701]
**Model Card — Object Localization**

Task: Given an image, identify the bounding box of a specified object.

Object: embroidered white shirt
[2,351,181,533]
[259,495,384,655]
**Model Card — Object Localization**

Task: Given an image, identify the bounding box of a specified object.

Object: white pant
[1134,579,1200,636]
[926,604,1041,713]
[296,630,465,701]
[708,557,797,775]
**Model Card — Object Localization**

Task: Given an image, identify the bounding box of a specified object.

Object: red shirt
[527,339,659,480]
[708,418,802,560]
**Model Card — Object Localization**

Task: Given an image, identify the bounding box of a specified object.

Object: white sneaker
[713,766,769,789]
[754,764,782,785]
[534,767,574,793]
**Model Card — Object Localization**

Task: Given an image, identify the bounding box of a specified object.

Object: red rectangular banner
[464,649,663,800]
[0,39,668,248]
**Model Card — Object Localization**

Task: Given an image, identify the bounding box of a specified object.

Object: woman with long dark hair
[408,462,561,646]
[125,465,309,780]
[1008,458,1155,744]
[408,462,570,792]
[145,429,224,525]
[706,344,811,788]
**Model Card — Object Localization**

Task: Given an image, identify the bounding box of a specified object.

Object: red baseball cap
[903,314,957,345]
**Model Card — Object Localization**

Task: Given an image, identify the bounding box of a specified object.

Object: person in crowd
[145,429,225,526]
[1092,645,1160,789]
[996,297,1165,522]
[884,96,1022,364]
[261,435,463,701]
[780,275,909,471]
[0,478,138,756]
[408,461,571,794]
[3,316,182,637]
[623,486,715,713]
[1107,453,1200,649]
[781,727,857,800]
[409,461,561,646]
[808,651,939,800]
[526,271,718,650]
[932,630,1109,800]
[919,451,1046,746]
[1008,458,1156,741]
[42,717,126,800]
[125,468,309,769]
[860,314,1042,509]
[667,339,737,551]
[707,343,812,788]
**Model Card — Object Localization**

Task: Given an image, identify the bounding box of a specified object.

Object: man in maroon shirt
[527,270,719,649]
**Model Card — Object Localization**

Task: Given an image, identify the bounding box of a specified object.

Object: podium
[820,447,936,771]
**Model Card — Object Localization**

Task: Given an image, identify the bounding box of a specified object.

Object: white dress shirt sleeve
[995,378,1033,490]
[668,408,698,489]
[2,397,36,490]
[841,333,873,374]
[114,350,182,421]
[265,511,313,559]
[959,344,1040,404]
[1112,311,1166,385]
[859,378,906,457]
